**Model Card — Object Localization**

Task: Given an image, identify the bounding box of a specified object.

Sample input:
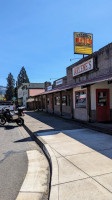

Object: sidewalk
[24,111,112,200]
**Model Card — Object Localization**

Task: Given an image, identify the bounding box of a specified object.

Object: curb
[60,115,112,135]
[23,124,52,200]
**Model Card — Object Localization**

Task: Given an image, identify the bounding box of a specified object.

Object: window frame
[75,89,87,109]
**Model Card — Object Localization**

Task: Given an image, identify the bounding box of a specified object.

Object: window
[98,92,107,106]
[47,98,49,105]
[55,96,60,105]
[75,90,86,108]
[62,96,67,106]
[67,95,71,106]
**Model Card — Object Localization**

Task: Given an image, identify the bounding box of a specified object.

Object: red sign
[73,58,93,77]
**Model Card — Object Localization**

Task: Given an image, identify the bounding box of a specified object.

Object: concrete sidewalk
[24,112,112,200]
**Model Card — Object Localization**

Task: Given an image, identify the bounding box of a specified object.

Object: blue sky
[0,0,112,86]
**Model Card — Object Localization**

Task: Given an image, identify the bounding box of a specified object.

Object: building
[29,43,112,122]
[18,83,45,108]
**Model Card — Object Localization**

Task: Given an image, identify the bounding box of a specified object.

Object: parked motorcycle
[0,107,24,126]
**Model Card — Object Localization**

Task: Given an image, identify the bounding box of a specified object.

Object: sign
[79,94,86,99]
[23,90,28,96]
[56,79,63,86]
[12,97,16,100]
[73,58,93,77]
[74,32,93,55]
[47,86,52,91]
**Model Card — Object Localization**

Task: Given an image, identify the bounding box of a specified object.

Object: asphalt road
[0,123,43,200]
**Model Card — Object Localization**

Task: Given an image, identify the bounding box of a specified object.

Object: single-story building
[28,43,112,122]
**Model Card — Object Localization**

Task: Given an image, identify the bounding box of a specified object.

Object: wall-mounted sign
[47,86,52,91]
[74,32,93,55]
[56,79,63,86]
[18,89,23,98]
[23,90,28,96]
[73,58,93,77]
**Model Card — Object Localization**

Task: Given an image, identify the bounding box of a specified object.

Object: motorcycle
[0,107,24,126]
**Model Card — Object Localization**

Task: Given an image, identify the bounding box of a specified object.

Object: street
[0,123,49,200]
[0,111,112,200]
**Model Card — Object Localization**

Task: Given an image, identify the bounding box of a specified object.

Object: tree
[17,66,30,86]
[5,73,15,100]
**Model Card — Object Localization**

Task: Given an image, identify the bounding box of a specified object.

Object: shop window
[47,98,49,105]
[67,95,71,106]
[62,96,67,106]
[98,92,107,106]
[55,96,60,105]
[75,90,86,108]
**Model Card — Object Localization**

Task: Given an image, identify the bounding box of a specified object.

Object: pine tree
[5,73,15,101]
[17,66,30,86]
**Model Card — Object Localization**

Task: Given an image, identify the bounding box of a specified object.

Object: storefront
[29,43,112,122]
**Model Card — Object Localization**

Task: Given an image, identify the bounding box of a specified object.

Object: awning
[32,73,112,96]
[27,98,34,102]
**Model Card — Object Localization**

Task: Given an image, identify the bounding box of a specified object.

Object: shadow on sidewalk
[25,111,112,160]
[26,111,83,132]
[14,137,32,143]
[0,125,18,130]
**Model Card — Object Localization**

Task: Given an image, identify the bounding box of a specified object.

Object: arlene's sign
[73,58,93,77]
[74,32,93,55]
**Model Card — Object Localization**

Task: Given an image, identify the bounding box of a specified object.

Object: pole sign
[74,32,93,55]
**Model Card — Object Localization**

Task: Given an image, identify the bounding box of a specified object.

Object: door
[96,89,110,122]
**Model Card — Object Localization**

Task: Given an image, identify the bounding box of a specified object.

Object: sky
[0,0,112,86]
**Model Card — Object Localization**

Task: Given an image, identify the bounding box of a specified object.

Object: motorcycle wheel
[16,118,24,126]
[0,117,6,125]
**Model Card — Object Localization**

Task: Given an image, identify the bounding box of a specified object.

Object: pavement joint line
[50,146,94,157]
[50,145,112,194]
[63,151,95,157]
[92,171,112,178]
[51,177,92,186]
[19,191,43,194]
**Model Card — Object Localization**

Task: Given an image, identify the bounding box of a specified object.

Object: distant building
[0,86,6,100]
[17,83,45,108]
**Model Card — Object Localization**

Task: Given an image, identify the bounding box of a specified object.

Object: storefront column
[70,89,74,119]
[41,96,43,111]
[52,93,54,114]
[60,91,62,116]
[46,95,48,112]
[87,85,91,122]
[41,95,43,111]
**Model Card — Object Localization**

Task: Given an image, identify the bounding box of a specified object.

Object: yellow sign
[74,32,93,55]
[4,98,6,101]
